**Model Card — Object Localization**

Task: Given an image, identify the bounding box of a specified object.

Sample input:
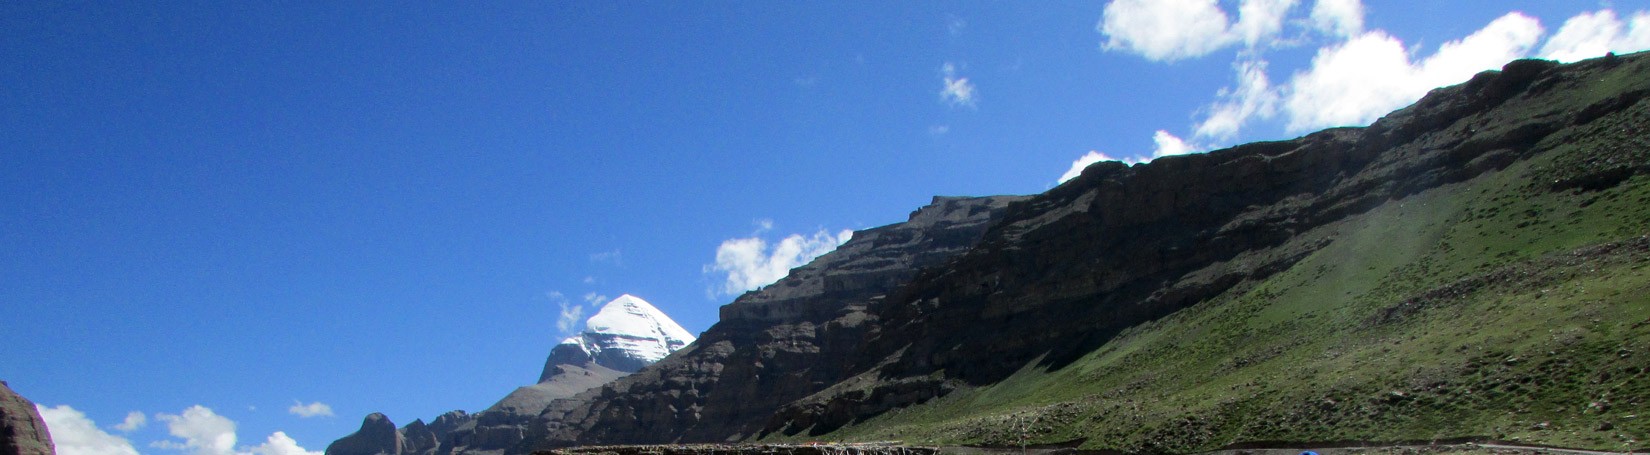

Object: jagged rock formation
[496,53,1650,451]
[400,419,437,455]
[327,413,404,455]
[329,296,694,455]
[0,381,54,455]
[521,195,1029,449]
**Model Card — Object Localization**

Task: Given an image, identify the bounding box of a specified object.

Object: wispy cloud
[37,404,142,455]
[549,291,584,334]
[114,411,147,433]
[1195,59,1278,140]
[588,250,623,267]
[705,227,853,297]
[1308,0,1363,38]
[286,401,332,418]
[939,62,977,108]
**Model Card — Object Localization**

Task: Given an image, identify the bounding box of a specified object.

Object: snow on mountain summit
[549,294,695,374]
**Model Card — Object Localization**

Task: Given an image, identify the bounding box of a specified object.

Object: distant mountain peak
[540,294,694,381]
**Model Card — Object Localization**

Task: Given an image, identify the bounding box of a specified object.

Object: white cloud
[1540,9,1650,63]
[1281,31,1413,131]
[241,432,319,455]
[1056,130,1201,184]
[1309,0,1364,38]
[707,228,852,296]
[1283,12,1543,132]
[551,292,583,333]
[1099,0,1299,61]
[113,411,147,433]
[1196,59,1279,139]
[285,401,331,418]
[1151,130,1196,158]
[37,405,141,455]
[1099,0,1235,61]
[1096,0,1601,145]
[947,15,967,36]
[939,62,977,108]
[1058,151,1133,184]
[1415,13,1545,88]
[1234,0,1299,48]
[152,406,321,455]
[156,406,238,455]
[582,292,608,306]
[928,125,950,136]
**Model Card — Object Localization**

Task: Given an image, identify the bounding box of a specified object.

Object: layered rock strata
[521,195,1029,449]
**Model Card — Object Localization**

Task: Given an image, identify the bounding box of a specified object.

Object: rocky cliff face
[329,296,694,455]
[518,195,1029,450]
[0,381,54,455]
[504,53,1650,449]
[763,55,1650,436]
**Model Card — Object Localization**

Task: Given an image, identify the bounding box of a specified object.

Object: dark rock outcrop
[327,413,405,455]
[521,195,1029,450]
[401,420,437,455]
[0,381,54,455]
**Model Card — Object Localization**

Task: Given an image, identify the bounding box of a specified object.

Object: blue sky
[4,2,1648,454]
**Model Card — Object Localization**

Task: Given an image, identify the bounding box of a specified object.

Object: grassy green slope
[816,75,1650,453]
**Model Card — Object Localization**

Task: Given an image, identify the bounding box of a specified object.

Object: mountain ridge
[340,52,1649,454]
[326,295,694,455]
[771,52,1650,451]
[509,52,1648,452]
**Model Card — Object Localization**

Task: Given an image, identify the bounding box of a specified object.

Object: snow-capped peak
[551,294,695,371]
